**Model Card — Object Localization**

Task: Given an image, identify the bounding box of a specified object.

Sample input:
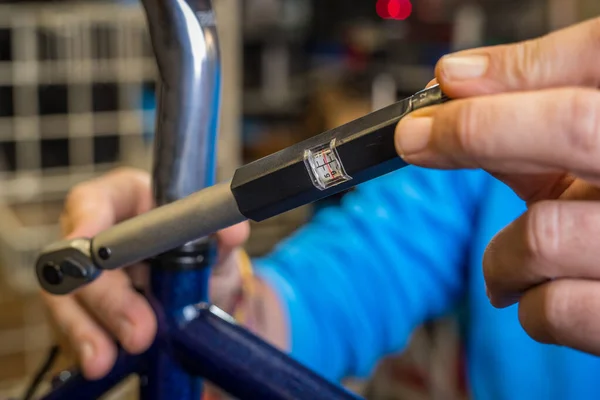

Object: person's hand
[41,167,250,380]
[395,17,600,355]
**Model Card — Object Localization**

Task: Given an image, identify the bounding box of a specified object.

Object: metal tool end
[409,83,450,111]
[36,238,101,295]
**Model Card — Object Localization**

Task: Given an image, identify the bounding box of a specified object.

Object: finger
[127,262,150,290]
[558,176,600,200]
[483,201,600,308]
[212,222,250,278]
[426,78,438,88]
[489,172,574,205]
[395,87,600,186]
[209,222,250,312]
[210,222,250,311]
[209,248,246,311]
[41,292,117,380]
[61,167,153,237]
[216,222,250,260]
[75,270,156,354]
[518,279,600,356]
[435,17,600,98]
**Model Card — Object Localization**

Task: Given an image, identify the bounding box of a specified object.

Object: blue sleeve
[253,167,490,382]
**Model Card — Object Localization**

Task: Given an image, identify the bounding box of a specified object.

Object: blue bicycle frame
[37,0,362,399]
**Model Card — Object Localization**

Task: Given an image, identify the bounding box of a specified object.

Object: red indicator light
[376,0,412,20]
[376,0,390,18]
[388,0,401,17]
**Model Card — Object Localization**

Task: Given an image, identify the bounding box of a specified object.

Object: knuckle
[84,283,128,326]
[96,292,124,322]
[64,183,89,209]
[60,183,98,234]
[62,316,95,345]
[454,100,485,157]
[68,325,90,343]
[505,39,547,86]
[566,89,600,161]
[525,201,562,275]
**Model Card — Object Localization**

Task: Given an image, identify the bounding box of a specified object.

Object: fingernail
[80,341,94,362]
[396,117,433,157]
[440,54,489,81]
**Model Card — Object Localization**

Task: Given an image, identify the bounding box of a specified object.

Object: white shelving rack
[0,1,241,397]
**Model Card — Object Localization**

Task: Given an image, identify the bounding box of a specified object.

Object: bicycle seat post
[139,0,221,398]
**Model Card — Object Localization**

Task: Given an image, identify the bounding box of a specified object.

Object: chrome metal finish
[142,0,221,205]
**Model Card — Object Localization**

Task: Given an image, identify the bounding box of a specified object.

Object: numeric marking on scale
[303,139,352,190]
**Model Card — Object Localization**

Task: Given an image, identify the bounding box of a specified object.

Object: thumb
[435,17,600,98]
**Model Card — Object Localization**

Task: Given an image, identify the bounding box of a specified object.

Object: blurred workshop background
[0,0,597,399]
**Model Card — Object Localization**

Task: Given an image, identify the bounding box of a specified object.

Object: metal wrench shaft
[36,84,449,295]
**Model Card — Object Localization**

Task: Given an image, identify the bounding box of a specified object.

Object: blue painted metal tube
[170,303,364,400]
[40,348,144,400]
[139,265,213,400]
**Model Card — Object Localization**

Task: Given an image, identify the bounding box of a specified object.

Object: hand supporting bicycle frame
[33,1,450,399]
[34,1,362,399]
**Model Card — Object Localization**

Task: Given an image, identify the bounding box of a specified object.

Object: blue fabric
[253,166,600,400]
